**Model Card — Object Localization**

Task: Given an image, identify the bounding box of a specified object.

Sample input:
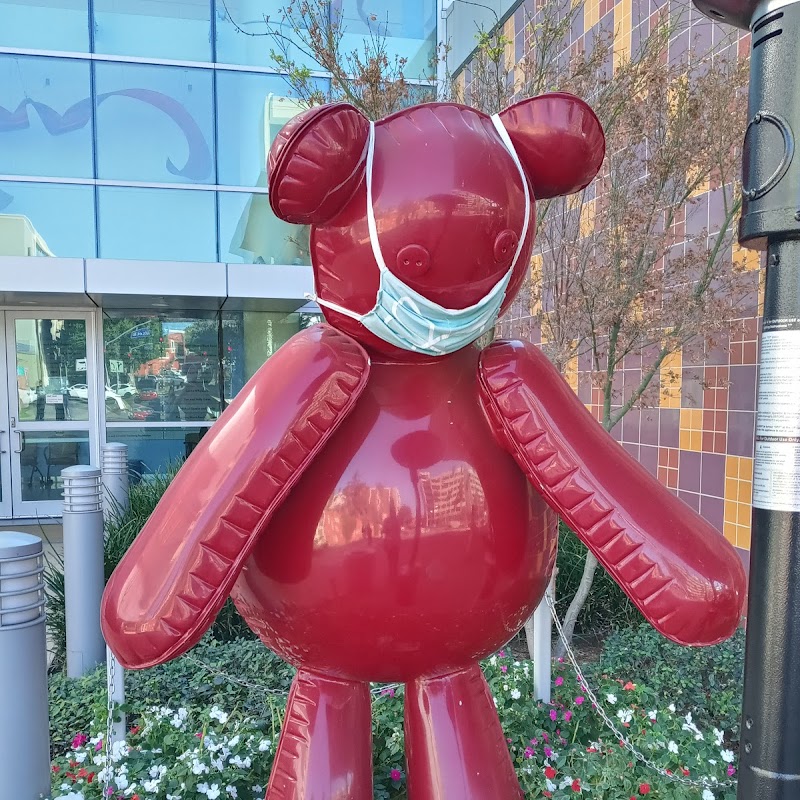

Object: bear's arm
[477,339,746,647]
[101,325,370,669]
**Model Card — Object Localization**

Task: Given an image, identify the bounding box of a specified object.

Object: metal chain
[184,653,401,697]
[545,594,735,791]
[103,653,116,797]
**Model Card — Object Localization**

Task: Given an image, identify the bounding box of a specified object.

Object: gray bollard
[101,442,130,524]
[0,532,50,800]
[62,465,106,678]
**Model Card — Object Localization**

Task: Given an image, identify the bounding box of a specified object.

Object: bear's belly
[231,348,556,681]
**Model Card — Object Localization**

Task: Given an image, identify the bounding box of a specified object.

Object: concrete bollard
[62,465,106,678]
[0,532,50,800]
[101,442,130,524]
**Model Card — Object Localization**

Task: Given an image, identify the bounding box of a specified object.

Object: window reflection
[94,0,212,62]
[218,191,310,265]
[103,314,223,423]
[335,0,437,77]
[0,0,89,52]
[217,72,322,187]
[19,430,90,503]
[14,319,90,422]
[106,426,209,480]
[215,0,321,69]
[0,182,96,258]
[95,62,214,184]
[97,186,216,262]
[0,56,94,179]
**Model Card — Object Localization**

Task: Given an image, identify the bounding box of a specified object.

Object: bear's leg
[266,670,372,800]
[404,664,523,800]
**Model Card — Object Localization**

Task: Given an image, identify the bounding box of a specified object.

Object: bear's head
[268,95,605,359]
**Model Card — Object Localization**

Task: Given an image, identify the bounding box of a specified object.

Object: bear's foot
[405,664,523,800]
[266,670,372,800]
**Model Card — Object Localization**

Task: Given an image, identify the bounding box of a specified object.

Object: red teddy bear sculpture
[102,96,746,800]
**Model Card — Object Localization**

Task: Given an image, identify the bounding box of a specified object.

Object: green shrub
[594,624,745,739]
[45,463,255,672]
[50,647,740,800]
[555,521,643,635]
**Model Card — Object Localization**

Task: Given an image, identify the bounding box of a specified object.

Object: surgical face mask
[308,114,531,356]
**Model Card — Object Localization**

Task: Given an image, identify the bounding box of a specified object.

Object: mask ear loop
[364,121,390,276]
[490,113,532,274]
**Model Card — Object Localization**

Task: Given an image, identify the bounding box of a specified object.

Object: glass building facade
[0,0,438,518]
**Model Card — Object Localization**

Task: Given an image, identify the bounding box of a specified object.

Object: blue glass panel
[106,426,212,477]
[98,186,216,261]
[95,62,215,184]
[217,71,327,187]
[218,191,311,265]
[0,56,94,179]
[0,0,89,52]
[336,0,437,78]
[215,0,320,69]
[94,0,212,62]
[0,181,96,258]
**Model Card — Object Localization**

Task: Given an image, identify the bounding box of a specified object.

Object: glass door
[5,312,97,519]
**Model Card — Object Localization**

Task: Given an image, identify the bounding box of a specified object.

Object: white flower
[648,710,657,721]
[721,749,734,763]
[198,784,210,796]
[74,751,87,763]
[143,779,161,792]
[617,708,633,724]
[209,706,229,724]
[258,739,271,752]
[226,787,238,798]
[228,735,240,748]
[708,759,717,765]
[668,703,676,712]
[559,776,574,789]
[714,728,725,747]
[668,740,679,754]
[207,786,221,800]
[511,689,521,700]
[54,794,85,800]
[545,779,556,792]
[702,790,715,800]
[606,693,617,704]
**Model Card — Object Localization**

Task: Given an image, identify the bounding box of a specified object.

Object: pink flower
[500,665,508,673]
[727,766,736,777]
[499,650,506,658]
[555,676,564,686]
[575,696,585,705]
[390,768,403,782]
[549,710,558,721]
[544,746,553,758]
[530,738,538,746]
[564,711,573,722]
[542,733,549,742]
[380,687,395,697]
[558,657,564,663]
[71,733,88,749]
[524,747,534,759]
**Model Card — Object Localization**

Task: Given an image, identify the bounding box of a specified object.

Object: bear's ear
[268,102,369,224]
[498,93,605,199]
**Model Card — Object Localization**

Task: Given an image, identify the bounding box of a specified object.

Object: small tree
[498,25,751,653]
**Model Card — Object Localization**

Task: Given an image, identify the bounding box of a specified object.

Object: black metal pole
[739,239,800,799]
[687,0,800,795]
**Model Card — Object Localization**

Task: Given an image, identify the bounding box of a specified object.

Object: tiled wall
[492,0,760,553]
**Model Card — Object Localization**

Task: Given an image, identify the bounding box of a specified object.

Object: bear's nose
[494,229,519,263]
[396,244,431,277]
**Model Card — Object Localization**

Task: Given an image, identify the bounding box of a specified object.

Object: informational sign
[75,358,87,372]
[45,394,62,405]
[752,322,800,512]
[130,328,149,339]
[109,359,124,373]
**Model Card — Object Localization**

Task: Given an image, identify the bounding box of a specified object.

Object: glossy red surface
[478,340,747,646]
[405,666,523,799]
[101,94,746,799]
[267,671,373,800]
[231,346,557,682]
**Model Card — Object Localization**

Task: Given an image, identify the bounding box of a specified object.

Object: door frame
[2,308,103,520]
